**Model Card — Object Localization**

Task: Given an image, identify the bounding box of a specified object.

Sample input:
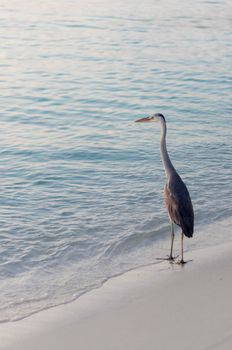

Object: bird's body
[164,172,194,239]
[135,113,194,263]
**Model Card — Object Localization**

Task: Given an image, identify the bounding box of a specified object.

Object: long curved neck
[160,118,176,179]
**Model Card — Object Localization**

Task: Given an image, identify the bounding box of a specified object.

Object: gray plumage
[135,113,194,263]
[164,173,194,238]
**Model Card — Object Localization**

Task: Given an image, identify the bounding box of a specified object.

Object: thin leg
[175,232,193,265]
[157,222,177,261]
[169,222,175,260]
[156,222,178,262]
[180,231,186,264]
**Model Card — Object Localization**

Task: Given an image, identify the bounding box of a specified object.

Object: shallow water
[0,0,231,322]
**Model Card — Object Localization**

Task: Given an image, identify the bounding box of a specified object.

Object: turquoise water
[0,0,231,322]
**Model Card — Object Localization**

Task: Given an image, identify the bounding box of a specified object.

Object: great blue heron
[135,113,194,264]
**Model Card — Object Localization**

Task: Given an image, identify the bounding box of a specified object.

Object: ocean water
[0,0,231,322]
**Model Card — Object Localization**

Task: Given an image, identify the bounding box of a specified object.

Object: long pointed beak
[135,116,154,123]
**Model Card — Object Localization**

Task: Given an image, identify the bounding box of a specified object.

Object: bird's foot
[156,255,179,262]
[177,259,187,265]
[172,259,193,265]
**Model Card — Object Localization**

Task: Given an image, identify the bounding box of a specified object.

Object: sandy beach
[1,226,232,350]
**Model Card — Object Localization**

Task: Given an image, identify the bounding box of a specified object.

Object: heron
[135,113,194,264]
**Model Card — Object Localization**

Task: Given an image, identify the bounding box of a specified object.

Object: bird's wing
[164,183,180,225]
[165,176,194,237]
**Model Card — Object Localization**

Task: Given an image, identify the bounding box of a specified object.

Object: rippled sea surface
[0,0,231,322]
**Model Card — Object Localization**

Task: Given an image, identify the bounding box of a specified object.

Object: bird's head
[135,113,165,123]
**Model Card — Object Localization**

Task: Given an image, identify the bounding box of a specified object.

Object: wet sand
[1,238,232,350]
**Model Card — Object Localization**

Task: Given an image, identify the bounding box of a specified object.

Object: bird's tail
[183,223,194,238]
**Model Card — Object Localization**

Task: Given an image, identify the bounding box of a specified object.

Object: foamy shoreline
[1,219,232,350]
